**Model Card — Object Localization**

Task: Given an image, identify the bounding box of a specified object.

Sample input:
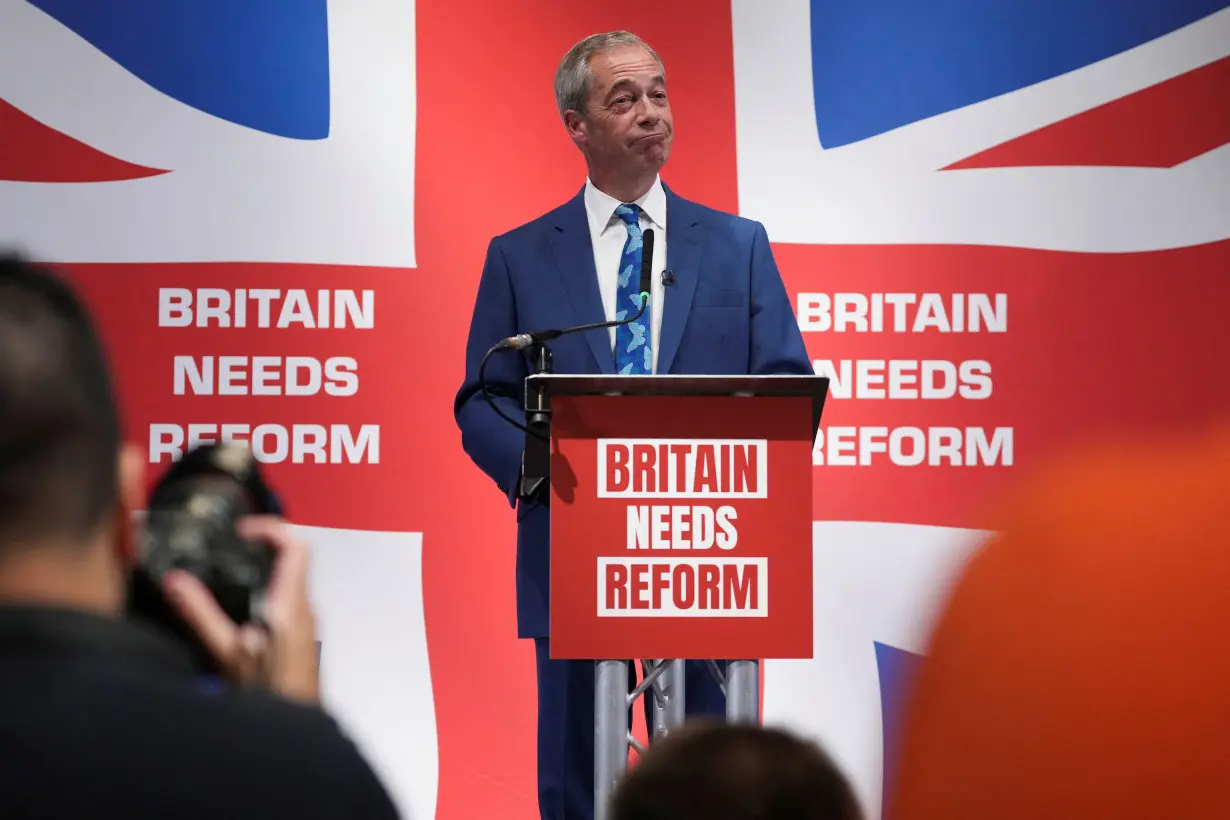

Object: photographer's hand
[162,516,321,706]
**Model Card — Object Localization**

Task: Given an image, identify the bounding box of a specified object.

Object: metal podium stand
[524,371,827,820]
[594,658,760,817]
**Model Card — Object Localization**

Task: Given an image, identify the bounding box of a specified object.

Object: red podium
[526,373,828,819]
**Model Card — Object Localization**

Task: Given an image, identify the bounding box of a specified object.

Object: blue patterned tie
[613,204,652,375]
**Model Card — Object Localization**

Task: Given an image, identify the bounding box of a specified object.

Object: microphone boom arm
[496,290,649,352]
[496,225,657,352]
[478,227,657,499]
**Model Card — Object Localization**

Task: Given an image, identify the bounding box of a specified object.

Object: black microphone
[496,228,656,351]
[637,228,654,301]
[662,269,676,287]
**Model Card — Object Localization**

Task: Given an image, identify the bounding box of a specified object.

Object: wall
[2,1,1228,818]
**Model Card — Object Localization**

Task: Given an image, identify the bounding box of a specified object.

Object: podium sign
[548,392,814,659]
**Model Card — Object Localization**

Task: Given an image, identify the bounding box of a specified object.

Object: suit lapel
[551,189,614,374]
[659,186,704,375]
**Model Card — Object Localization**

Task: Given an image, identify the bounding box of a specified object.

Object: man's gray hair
[554,31,665,120]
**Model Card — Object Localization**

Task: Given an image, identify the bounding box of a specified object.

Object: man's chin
[639,145,670,169]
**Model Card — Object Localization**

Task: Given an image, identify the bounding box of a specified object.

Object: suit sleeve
[454,236,526,508]
[748,221,814,375]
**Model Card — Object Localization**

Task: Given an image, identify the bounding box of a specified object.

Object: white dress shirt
[583,176,668,375]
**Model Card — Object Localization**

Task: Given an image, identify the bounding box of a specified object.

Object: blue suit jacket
[454,183,813,639]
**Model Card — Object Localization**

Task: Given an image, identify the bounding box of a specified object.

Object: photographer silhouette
[0,254,402,819]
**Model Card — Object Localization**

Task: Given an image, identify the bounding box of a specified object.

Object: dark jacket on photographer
[0,604,403,819]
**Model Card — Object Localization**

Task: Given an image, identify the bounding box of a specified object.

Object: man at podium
[454,30,813,820]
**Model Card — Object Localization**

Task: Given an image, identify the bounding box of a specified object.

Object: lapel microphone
[662,269,676,287]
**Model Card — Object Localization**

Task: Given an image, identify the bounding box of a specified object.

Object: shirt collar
[584,175,667,237]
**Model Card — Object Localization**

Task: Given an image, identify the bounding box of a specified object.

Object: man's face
[567,45,673,179]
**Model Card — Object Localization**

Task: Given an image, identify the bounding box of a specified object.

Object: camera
[125,442,283,673]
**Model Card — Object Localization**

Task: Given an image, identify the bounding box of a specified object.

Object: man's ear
[563,110,588,147]
[115,443,146,564]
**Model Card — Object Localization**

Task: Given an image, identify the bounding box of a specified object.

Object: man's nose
[635,96,660,125]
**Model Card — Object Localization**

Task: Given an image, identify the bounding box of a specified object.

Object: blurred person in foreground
[0,255,401,819]
[610,722,863,820]
[888,419,1230,820]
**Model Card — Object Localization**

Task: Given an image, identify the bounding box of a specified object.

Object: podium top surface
[527,373,828,397]
[527,374,830,434]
